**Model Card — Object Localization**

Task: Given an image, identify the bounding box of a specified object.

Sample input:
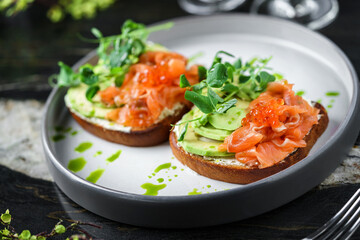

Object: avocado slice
[208,100,249,131]
[193,123,232,141]
[178,112,234,157]
[66,84,113,118]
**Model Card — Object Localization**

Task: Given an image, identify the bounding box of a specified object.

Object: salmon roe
[241,98,285,128]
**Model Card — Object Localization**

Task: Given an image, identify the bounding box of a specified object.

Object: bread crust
[70,104,192,147]
[169,103,329,184]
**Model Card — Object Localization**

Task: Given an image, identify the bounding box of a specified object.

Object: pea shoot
[49,20,173,101]
[177,51,279,141]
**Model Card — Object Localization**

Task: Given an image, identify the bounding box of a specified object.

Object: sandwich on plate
[170,51,328,184]
[51,20,199,146]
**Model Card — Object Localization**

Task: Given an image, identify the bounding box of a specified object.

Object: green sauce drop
[326,91,340,97]
[68,157,87,172]
[157,178,164,183]
[106,150,122,162]
[317,99,322,103]
[75,142,93,153]
[93,151,102,157]
[207,185,211,188]
[168,179,172,182]
[52,134,65,142]
[296,90,305,96]
[86,169,105,184]
[174,175,178,177]
[327,104,333,108]
[154,163,171,173]
[71,131,78,136]
[171,166,177,170]
[54,126,64,132]
[55,126,72,133]
[188,188,202,195]
[141,183,166,196]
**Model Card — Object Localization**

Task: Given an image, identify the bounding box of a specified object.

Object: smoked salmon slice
[220,81,319,168]
[99,51,198,129]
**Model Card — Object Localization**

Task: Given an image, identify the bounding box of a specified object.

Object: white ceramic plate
[42,14,360,228]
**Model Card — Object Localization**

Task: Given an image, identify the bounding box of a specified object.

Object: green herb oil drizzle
[295,90,305,96]
[326,91,340,96]
[106,150,122,163]
[154,163,171,173]
[141,183,166,196]
[188,188,202,195]
[86,168,105,184]
[52,134,65,142]
[68,157,87,172]
[93,151,102,157]
[74,142,93,153]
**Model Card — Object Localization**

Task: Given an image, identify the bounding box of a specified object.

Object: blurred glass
[250,0,339,30]
[178,0,247,15]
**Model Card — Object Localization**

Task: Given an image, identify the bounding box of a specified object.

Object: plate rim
[42,14,360,203]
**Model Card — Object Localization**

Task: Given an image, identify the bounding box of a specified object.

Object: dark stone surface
[1,164,360,239]
[1,0,360,239]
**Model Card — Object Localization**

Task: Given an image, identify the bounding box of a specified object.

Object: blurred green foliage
[0,0,116,22]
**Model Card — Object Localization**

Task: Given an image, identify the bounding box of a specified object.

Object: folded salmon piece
[220,81,319,168]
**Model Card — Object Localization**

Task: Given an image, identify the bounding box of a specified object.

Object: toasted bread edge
[70,104,192,147]
[169,102,329,184]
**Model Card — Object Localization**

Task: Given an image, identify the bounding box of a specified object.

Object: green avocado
[208,100,249,131]
[178,113,234,157]
[193,123,232,141]
[66,84,113,118]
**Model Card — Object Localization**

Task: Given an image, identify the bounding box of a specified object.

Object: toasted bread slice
[170,103,329,184]
[70,103,191,147]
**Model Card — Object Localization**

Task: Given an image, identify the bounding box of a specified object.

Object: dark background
[1,0,360,239]
[0,0,359,100]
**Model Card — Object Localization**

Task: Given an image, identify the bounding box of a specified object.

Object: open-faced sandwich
[170,52,329,184]
[51,20,198,146]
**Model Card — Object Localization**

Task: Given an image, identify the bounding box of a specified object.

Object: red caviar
[241,98,285,128]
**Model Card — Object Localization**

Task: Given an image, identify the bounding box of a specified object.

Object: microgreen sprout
[177,51,278,141]
[49,20,173,101]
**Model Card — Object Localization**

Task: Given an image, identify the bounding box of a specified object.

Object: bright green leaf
[192,81,206,93]
[234,58,242,69]
[85,85,100,102]
[115,74,125,87]
[207,87,224,106]
[55,224,66,234]
[207,63,228,88]
[198,66,207,81]
[91,28,103,38]
[1,210,11,224]
[179,74,191,88]
[19,230,31,240]
[216,98,237,114]
[178,123,188,141]
[56,62,80,87]
[80,67,99,85]
[222,82,239,93]
[185,91,214,114]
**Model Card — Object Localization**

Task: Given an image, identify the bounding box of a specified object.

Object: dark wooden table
[1,0,360,239]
